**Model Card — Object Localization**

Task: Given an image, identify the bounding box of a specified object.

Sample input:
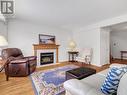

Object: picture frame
[39,34,55,44]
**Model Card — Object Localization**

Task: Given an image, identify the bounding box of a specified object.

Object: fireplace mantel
[33,44,60,63]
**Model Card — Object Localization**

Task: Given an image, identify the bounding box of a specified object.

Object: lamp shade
[0,35,8,47]
[69,40,76,51]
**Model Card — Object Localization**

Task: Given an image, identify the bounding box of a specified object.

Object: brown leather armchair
[1,48,37,81]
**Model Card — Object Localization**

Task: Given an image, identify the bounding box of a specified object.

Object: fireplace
[40,52,54,65]
[33,44,59,67]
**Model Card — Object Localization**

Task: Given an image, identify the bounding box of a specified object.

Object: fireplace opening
[40,52,54,65]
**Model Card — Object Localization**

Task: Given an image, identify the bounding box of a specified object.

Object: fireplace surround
[33,44,59,67]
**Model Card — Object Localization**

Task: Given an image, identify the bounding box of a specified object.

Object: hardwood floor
[0,74,34,95]
[111,58,127,64]
[0,62,109,95]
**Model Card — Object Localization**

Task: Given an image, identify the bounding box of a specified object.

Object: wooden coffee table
[66,67,96,80]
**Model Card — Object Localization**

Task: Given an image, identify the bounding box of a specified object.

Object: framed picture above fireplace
[39,34,55,44]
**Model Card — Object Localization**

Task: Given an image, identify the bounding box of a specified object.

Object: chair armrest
[10,59,28,64]
[64,79,93,95]
[24,56,37,60]
[8,57,16,61]
[8,56,24,62]
[24,56,36,58]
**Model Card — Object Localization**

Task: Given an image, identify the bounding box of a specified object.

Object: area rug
[30,65,79,95]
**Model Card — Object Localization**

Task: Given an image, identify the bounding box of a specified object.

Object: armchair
[1,48,37,81]
[76,48,92,64]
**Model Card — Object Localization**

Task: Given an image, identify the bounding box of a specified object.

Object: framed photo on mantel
[39,34,55,44]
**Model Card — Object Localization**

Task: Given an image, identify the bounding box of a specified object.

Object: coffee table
[66,67,96,80]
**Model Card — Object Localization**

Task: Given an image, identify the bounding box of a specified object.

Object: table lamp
[0,35,8,47]
[68,40,76,51]
[0,35,8,57]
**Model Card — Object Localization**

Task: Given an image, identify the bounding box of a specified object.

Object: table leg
[121,53,123,60]
[69,54,70,61]
[72,54,74,61]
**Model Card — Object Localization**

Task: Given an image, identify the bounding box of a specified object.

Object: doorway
[109,22,127,64]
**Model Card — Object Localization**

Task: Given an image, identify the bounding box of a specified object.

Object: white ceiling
[14,0,127,30]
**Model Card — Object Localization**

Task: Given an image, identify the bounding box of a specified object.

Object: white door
[100,28,110,65]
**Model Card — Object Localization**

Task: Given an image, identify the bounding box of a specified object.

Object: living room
[0,0,127,95]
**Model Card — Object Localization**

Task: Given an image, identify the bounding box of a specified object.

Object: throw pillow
[101,67,127,95]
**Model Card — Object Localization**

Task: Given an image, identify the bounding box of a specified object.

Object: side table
[68,51,79,62]
[120,51,127,60]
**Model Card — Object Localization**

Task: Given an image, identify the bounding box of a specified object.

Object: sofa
[64,64,127,95]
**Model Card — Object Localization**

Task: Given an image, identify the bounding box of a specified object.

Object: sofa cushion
[64,79,104,95]
[101,67,127,94]
[81,74,106,90]
[64,79,92,95]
